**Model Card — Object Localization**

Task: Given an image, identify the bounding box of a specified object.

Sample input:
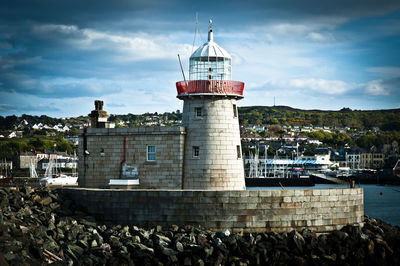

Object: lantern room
[176,20,244,98]
[189,20,232,81]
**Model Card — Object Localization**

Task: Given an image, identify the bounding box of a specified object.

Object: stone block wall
[62,188,364,233]
[78,127,186,189]
[182,97,245,190]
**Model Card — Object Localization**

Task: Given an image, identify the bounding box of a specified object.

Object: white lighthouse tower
[176,21,245,190]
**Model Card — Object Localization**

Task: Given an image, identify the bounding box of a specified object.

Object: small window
[233,104,237,117]
[237,145,241,159]
[147,145,156,161]
[208,75,212,80]
[193,146,200,158]
[195,107,202,117]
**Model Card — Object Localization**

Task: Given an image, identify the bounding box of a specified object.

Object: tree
[356,135,377,148]
[70,128,79,136]
[267,146,276,156]
[303,149,315,156]
[28,138,44,149]
[56,141,73,153]
[269,125,283,135]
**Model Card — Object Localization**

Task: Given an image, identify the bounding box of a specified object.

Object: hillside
[238,106,400,130]
[1,106,400,132]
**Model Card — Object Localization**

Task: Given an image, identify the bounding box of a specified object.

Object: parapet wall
[62,188,363,233]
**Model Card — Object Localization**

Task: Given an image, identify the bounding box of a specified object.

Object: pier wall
[62,188,363,233]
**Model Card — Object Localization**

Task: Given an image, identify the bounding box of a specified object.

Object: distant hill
[1,106,400,132]
[238,106,400,130]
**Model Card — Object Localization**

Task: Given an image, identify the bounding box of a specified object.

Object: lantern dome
[189,20,232,81]
[190,35,231,59]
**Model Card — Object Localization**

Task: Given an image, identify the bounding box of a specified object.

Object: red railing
[176,80,244,96]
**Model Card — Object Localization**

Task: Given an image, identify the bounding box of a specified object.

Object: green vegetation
[355,132,400,149]
[238,106,400,130]
[306,131,353,146]
[1,106,399,158]
[108,111,182,127]
[0,135,75,159]
[0,115,63,131]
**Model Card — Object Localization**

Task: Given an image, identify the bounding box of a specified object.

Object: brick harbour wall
[62,188,363,233]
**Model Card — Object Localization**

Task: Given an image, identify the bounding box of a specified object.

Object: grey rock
[290,231,305,253]
[100,243,111,252]
[132,235,141,244]
[214,237,223,246]
[161,247,178,256]
[197,233,208,245]
[175,241,184,252]
[132,243,154,254]
[91,239,98,248]
[221,229,230,237]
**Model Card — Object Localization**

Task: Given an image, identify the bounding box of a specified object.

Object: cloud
[0,101,61,114]
[365,80,389,96]
[0,72,123,98]
[251,78,356,95]
[32,24,79,35]
[307,32,336,42]
[367,67,400,79]
[107,103,126,108]
[0,0,399,116]
[0,41,12,49]
[288,78,353,94]
[0,103,12,111]
[31,23,193,61]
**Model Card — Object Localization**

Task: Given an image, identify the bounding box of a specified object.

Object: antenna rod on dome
[208,19,213,42]
[177,54,187,82]
[191,12,199,54]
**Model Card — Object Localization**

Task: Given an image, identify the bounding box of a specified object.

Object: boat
[245,147,314,187]
[39,158,78,186]
[39,173,78,186]
[29,159,39,178]
[0,159,12,184]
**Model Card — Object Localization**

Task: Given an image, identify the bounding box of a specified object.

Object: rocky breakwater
[0,187,400,265]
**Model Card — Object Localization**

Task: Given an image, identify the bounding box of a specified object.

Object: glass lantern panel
[189,57,231,80]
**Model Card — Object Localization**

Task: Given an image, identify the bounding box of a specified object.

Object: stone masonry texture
[78,127,186,189]
[182,97,245,190]
[62,187,364,233]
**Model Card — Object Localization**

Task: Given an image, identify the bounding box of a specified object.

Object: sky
[1,0,400,118]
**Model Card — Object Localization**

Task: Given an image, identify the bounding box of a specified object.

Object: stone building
[360,152,385,169]
[345,151,360,169]
[13,152,37,169]
[79,22,245,190]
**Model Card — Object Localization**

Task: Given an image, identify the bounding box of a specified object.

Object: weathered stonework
[182,97,245,190]
[78,97,246,191]
[78,127,186,189]
[62,187,364,233]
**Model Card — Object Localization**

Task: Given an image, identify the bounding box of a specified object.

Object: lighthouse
[176,21,246,190]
